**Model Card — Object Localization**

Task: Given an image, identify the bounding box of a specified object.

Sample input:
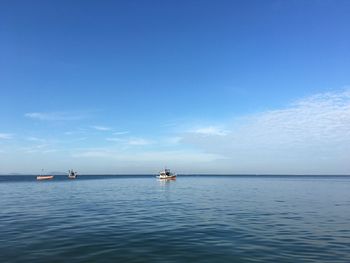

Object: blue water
[1,175,349,262]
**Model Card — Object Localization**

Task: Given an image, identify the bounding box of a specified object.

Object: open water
[0,175,349,262]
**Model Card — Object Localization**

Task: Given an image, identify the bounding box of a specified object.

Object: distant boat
[68,169,77,179]
[157,168,176,180]
[36,175,54,180]
[37,169,54,180]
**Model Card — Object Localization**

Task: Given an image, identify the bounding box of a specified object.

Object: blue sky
[1,0,350,174]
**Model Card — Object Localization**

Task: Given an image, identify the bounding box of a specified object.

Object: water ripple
[1,175,350,262]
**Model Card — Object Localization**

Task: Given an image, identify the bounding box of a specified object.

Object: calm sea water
[1,175,349,263]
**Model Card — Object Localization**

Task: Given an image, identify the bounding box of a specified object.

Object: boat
[157,168,176,180]
[37,170,54,180]
[68,169,78,179]
[36,175,54,180]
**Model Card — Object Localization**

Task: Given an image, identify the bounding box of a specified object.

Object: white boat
[37,169,54,180]
[36,175,54,180]
[157,168,176,180]
[68,169,77,179]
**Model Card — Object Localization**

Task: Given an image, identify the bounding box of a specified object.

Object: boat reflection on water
[158,178,176,186]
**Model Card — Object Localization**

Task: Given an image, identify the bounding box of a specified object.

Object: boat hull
[158,176,176,180]
[36,176,54,180]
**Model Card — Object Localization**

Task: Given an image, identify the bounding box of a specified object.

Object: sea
[0,175,349,263]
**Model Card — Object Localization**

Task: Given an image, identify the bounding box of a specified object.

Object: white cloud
[0,133,13,139]
[64,128,87,136]
[10,89,350,174]
[106,137,153,146]
[184,89,350,174]
[21,144,50,153]
[191,126,229,136]
[26,136,45,142]
[91,125,111,131]
[72,149,221,163]
[25,112,86,121]
[42,149,59,153]
[127,138,153,146]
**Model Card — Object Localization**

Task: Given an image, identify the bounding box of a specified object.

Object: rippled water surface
[1,175,350,262]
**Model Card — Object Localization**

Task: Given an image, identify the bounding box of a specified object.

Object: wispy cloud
[190,126,229,136]
[91,125,111,131]
[21,144,50,153]
[13,89,350,174]
[26,136,45,142]
[72,149,220,163]
[0,133,13,139]
[128,138,153,146]
[64,128,88,136]
[106,137,154,146]
[184,89,350,174]
[25,112,86,121]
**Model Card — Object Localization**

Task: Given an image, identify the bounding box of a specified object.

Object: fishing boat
[68,169,77,179]
[157,168,176,180]
[37,170,54,180]
[36,175,54,180]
